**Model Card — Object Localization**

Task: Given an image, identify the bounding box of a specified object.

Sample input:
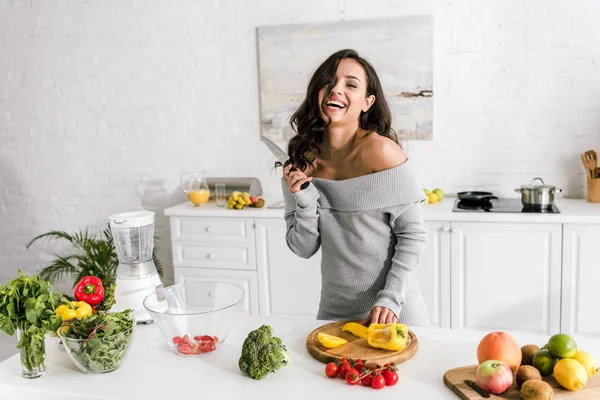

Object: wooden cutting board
[444,365,600,399]
[305,321,418,365]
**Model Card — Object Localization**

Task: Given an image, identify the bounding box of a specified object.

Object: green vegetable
[93,283,116,312]
[0,271,63,372]
[61,309,134,372]
[239,325,291,380]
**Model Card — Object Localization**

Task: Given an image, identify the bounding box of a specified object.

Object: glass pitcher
[181,171,210,206]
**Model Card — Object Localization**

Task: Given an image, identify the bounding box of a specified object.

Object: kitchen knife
[262,136,310,190]
[463,380,490,398]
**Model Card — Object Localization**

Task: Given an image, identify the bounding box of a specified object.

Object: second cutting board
[305,321,419,365]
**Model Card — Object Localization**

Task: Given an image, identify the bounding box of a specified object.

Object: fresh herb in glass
[0,271,63,379]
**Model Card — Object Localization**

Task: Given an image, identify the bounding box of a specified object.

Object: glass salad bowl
[143,281,245,356]
[59,324,135,374]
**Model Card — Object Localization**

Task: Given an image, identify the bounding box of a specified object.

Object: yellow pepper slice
[318,332,348,348]
[342,322,369,338]
[367,323,408,351]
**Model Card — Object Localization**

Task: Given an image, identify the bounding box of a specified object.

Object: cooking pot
[514,177,562,208]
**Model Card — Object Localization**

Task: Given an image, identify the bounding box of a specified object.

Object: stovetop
[452,198,560,213]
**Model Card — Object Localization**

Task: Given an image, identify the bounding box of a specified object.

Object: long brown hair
[287,49,397,171]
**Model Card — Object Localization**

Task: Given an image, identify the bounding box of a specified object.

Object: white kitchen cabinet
[415,221,451,328]
[449,222,562,335]
[254,218,321,319]
[561,224,600,337]
[174,267,259,315]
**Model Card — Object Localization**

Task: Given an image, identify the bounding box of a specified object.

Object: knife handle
[284,160,310,190]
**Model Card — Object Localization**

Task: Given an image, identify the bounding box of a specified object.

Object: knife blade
[261,136,309,190]
[463,380,490,398]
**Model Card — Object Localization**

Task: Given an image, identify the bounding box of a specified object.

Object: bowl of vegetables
[143,281,245,355]
[59,310,135,374]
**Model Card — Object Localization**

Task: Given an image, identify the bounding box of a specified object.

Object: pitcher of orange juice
[181,171,210,206]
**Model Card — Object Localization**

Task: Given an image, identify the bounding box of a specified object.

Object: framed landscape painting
[257,16,433,142]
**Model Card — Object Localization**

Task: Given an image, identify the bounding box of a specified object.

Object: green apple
[432,188,445,201]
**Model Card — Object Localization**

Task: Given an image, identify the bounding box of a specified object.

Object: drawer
[170,217,254,243]
[172,242,256,270]
[174,267,259,315]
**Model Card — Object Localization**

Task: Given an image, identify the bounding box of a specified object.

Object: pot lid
[520,177,555,190]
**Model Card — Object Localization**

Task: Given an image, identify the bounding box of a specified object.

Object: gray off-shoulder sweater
[281,159,430,326]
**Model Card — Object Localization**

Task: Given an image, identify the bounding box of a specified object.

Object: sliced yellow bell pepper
[367,323,408,351]
[318,332,348,348]
[55,301,93,321]
[342,322,369,338]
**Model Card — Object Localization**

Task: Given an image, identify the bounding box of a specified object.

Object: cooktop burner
[452,198,560,213]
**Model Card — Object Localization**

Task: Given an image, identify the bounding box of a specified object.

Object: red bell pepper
[73,276,105,306]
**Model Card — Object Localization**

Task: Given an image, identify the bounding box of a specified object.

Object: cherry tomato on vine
[325,362,339,378]
[345,368,360,385]
[339,363,352,379]
[382,369,399,386]
[371,373,385,390]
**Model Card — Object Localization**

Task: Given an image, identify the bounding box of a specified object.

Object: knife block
[587,177,600,203]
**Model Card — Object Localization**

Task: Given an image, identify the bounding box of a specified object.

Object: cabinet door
[415,221,451,328]
[450,222,561,334]
[174,267,259,315]
[254,218,321,319]
[561,224,600,336]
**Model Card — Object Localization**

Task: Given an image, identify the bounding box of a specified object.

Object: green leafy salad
[61,309,135,372]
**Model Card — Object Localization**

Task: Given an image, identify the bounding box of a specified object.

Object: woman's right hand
[284,164,312,193]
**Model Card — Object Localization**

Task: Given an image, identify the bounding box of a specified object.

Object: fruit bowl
[59,324,135,374]
[143,281,245,355]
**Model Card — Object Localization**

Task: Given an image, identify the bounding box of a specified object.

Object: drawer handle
[205,227,213,232]
[207,253,216,259]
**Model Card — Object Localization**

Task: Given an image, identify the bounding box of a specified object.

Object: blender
[108,210,163,323]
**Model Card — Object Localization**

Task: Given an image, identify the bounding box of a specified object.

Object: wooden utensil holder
[588,177,600,203]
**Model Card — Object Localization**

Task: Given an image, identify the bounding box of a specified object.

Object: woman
[281,49,430,326]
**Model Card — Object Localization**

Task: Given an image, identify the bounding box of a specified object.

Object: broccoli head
[239,324,291,380]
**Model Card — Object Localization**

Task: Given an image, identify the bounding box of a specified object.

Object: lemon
[572,349,598,378]
[427,192,438,204]
[317,332,348,349]
[554,358,588,391]
[547,333,577,359]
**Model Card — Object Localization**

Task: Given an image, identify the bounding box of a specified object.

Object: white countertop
[165,198,600,224]
[2,314,599,399]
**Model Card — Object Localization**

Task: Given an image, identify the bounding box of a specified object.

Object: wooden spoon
[584,150,598,178]
[581,153,594,179]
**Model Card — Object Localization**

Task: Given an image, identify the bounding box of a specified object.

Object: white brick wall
[1,0,600,303]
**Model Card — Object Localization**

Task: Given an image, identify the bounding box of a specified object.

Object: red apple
[476,360,513,395]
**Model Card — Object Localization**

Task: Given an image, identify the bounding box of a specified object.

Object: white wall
[1,0,600,296]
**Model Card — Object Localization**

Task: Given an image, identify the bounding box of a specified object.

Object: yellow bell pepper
[55,301,93,321]
[367,323,408,351]
[342,322,369,339]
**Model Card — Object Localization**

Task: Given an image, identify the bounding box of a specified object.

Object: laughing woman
[281,49,430,327]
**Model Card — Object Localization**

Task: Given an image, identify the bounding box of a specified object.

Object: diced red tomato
[172,336,182,345]
[199,340,216,353]
[181,334,190,344]
[177,343,194,355]
[212,336,219,343]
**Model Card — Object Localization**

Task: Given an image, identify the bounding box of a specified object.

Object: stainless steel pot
[514,177,562,208]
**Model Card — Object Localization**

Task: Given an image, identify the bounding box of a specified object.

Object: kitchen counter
[1,314,599,399]
[165,198,600,224]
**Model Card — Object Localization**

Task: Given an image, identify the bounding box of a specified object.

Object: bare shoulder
[360,133,407,172]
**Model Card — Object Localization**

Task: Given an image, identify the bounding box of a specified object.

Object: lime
[433,188,445,201]
[532,349,559,376]
[546,333,577,359]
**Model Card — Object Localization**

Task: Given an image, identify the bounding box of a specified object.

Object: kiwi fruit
[521,380,553,400]
[521,344,541,366]
[516,365,542,388]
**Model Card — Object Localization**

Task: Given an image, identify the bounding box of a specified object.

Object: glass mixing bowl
[59,325,135,374]
[143,281,245,356]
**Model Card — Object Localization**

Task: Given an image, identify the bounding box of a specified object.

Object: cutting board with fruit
[305,321,418,365]
[444,364,600,399]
